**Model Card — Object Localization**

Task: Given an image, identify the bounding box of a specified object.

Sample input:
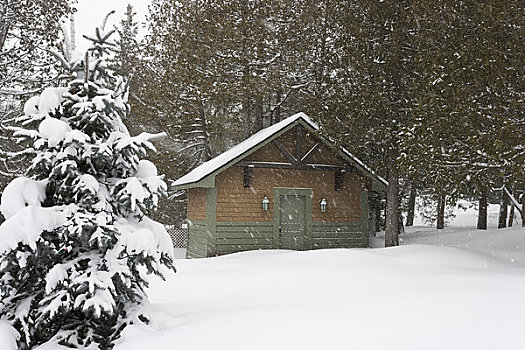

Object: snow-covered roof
[173,112,387,189]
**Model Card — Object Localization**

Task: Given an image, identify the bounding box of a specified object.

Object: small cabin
[173,113,387,258]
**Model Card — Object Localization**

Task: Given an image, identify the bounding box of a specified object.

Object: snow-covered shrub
[0,24,175,349]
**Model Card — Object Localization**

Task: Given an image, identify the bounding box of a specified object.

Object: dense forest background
[1,0,523,244]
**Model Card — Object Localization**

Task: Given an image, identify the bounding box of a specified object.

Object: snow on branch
[49,49,72,71]
[504,186,523,216]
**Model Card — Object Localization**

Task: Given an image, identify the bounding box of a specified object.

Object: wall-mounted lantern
[319,198,327,213]
[262,196,270,211]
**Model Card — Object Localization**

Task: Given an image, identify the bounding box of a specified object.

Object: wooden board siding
[185,122,377,257]
[215,166,365,222]
[244,126,343,166]
[311,222,367,249]
[216,165,274,222]
[307,144,346,167]
[213,221,367,255]
[244,139,289,163]
[216,222,274,255]
[188,187,207,221]
[187,220,209,258]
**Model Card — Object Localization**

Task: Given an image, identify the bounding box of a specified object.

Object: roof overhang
[173,112,388,192]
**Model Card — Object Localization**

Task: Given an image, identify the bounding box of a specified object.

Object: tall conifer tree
[0,21,175,349]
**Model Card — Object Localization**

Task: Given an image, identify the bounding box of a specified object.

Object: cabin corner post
[185,190,190,258]
[272,188,281,249]
[206,187,218,256]
[361,189,370,248]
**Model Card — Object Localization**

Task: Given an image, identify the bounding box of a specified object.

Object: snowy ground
[114,204,525,350]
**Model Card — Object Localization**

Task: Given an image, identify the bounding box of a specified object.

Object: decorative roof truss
[236,125,354,190]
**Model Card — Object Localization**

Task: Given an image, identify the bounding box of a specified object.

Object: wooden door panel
[279,194,306,250]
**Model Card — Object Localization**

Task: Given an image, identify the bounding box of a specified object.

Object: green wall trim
[312,221,367,248]
[312,230,361,239]
[216,238,273,245]
[190,212,369,257]
[361,190,370,248]
[215,222,274,254]
[216,222,273,240]
[216,221,274,226]
[273,188,313,250]
[186,220,209,258]
[312,221,362,228]
[187,220,208,226]
[174,175,216,189]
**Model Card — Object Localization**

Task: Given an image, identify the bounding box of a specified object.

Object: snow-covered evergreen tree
[0,20,175,350]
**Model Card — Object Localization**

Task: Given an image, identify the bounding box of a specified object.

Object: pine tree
[407,1,524,228]
[317,0,421,246]
[0,0,75,201]
[114,5,140,79]
[140,0,324,167]
[0,0,74,90]
[0,21,175,349]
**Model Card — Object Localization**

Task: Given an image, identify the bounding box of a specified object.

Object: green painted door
[279,194,306,250]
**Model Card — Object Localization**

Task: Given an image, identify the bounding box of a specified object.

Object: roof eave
[172,114,388,192]
[172,175,216,190]
[172,118,306,190]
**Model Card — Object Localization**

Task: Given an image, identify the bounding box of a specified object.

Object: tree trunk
[385,162,399,247]
[0,7,11,53]
[254,96,264,132]
[406,184,416,226]
[436,186,445,229]
[498,190,508,229]
[199,105,212,161]
[477,189,488,230]
[508,185,516,227]
[522,186,525,227]
[273,89,282,124]
[375,197,382,232]
[241,94,251,139]
[398,212,405,234]
[70,15,76,52]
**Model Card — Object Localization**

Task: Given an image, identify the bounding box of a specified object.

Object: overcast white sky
[74,0,151,50]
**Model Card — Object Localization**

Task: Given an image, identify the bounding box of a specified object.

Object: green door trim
[273,188,313,250]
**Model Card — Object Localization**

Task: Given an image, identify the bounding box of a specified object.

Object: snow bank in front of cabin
[402,226,525,265]
[113,224,525,350]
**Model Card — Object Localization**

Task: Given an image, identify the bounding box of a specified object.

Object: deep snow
[113,222,525,350]
[2,202,522,349]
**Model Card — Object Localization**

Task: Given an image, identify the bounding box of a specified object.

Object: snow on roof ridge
[173,113,309,187]
[172,112,387,188]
